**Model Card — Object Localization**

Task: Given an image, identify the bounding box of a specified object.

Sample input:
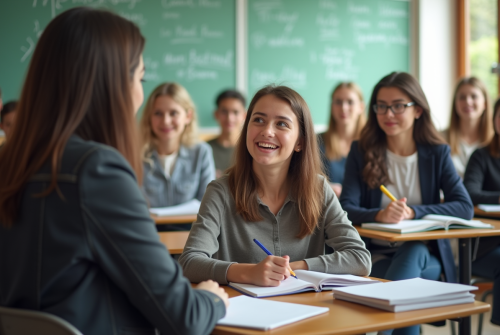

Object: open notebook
[361,214,493,234]
[217,296,328,330]
[229,270,378,298]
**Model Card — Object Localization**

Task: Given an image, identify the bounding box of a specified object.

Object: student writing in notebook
[140,83,215,231]
[441,77,493,179]
[339,72,474,335]
[0,8,228,335]
[463,97,500,327]
[318,82,366,197]
[179,85,371,287]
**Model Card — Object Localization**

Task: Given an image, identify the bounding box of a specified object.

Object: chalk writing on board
[163,12,180,19]
[251,66,307,89]
[165,50,233,81]
[119,12,147,26]
[352,20,371,29]
[199,0,221,8]
[251,32,304,49]
[20,37,35,63]
[161,0,195,9]
[165,25,224,43]
[144,57,160,82]
[379,6,407,18]
[356,33,408,49]
[378,21,398,30]
[319,0,337,10]
[348,2,370,14]
[316,13,340,41]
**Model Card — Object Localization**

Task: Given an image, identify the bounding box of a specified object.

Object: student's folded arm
[464,149,500,204]
[196,143,216,201]
[305,178,371,276]
[411,145,474,220]
[179,180,234,284]
[80,148,225,335]
[339,142,381,224]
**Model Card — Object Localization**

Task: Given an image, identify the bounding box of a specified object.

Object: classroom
[0,1,500,335]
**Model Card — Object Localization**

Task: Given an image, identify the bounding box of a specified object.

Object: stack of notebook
[332,278,477,312]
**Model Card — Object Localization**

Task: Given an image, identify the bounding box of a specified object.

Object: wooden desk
[212,287,490,335]
[474,206,500,218]
[158,231,189,254]
[355,218,500,335]
[153,214,197,225]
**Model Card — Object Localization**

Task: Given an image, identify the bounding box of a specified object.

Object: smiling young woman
[139,83,216,225]
[442,77,494,178]
[339,72,474,335]
[319,82,366,197]
[179,85,370,287]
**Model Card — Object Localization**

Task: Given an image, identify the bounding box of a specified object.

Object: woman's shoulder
[61,135,129,175]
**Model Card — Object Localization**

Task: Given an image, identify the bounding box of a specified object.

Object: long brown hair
[322,82,366,160]
[0,7,145,226]
[140,82,198,160]
[359,72,445,189]
[446,77,493,155]
[228,85,324,238]
[487,97,500,157]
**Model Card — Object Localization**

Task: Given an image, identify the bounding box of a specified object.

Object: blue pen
[253,238,298,279]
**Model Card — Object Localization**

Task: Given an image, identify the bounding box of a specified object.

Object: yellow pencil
[289,268,297,278]
[380,185,398,202]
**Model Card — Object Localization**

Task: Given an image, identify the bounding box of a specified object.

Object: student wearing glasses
[340,72,473,335]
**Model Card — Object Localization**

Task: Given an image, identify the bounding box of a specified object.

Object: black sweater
[464,147,500,205]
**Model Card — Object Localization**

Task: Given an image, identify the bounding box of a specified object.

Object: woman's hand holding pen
[226,255,291,286]
[375,197,415,223]
[250,255,291,286]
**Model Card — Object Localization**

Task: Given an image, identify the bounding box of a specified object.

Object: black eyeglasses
[372,102,415,115]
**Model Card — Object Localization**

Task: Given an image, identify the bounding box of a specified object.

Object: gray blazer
[142,143,216,207]
[0,136,225,335]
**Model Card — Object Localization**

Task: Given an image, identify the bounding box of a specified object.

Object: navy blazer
[339,141,474,282]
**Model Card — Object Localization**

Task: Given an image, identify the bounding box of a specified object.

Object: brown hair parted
[140,82,198,159]
[359,72,445,189]
[227,85,324,238]
[322,82,366,160]
[487,97,500,157]
[447,77,493,155]
[0,7,145,225]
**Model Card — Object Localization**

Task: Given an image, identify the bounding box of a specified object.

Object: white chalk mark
[20,37,35,62]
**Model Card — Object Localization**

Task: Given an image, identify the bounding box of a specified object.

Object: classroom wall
[419,0,457,131]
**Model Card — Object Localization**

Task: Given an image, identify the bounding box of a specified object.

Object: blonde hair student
[0,7,228,335]
[443,77,494,178]
[140,82,215,210]
[179,85,370,287]
[319,82,366,196]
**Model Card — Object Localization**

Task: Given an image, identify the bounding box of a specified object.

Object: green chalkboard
[0,0,236,128]
[248,0,410,127]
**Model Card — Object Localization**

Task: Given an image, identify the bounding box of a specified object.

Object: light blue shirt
[142,142,216,208]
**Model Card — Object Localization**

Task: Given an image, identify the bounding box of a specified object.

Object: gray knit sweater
[179,175,371,284]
